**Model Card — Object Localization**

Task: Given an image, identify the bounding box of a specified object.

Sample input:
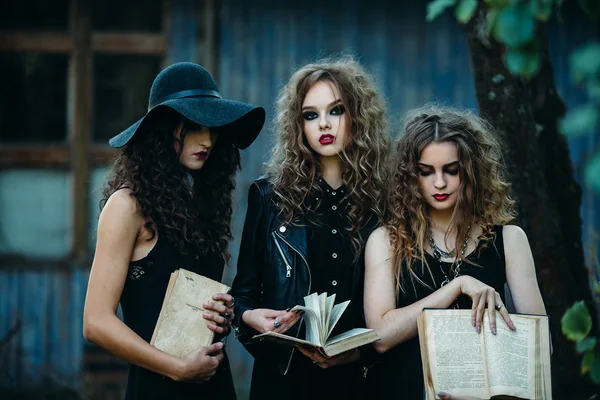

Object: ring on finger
[223,311,231,319]
[273,318,281,329]
[495,303,504,311]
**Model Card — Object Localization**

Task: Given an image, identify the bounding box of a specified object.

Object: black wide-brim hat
[109,62,265,150]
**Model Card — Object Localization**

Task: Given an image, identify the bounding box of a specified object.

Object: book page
[292,306,322,346]
[326,300,350,339]
[426,311,489,399]
[304,293,323,344]
[323,294,336,336]
[484,315,535,399]
[322,328,379,357]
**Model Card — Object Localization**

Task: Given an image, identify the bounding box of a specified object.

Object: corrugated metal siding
[0,269,88,386]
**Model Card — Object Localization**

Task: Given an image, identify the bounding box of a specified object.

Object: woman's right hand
[457,276,515,335]
[175,342,225,382]
[242,308,302,334]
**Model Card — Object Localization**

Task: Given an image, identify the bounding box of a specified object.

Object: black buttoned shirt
[307,178,355,336]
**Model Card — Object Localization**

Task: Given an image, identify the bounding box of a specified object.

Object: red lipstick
[319,134,335,145]
[193,151,208,160]
[433,193,449,201]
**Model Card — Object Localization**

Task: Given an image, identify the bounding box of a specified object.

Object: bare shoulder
[502,225,529,249]
[365,226,395,269]
[100,189,143,222]
[367,226,393,246]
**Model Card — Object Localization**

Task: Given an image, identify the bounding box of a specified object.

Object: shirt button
[332,229,337,234]
[332,253,338,259]
[332,205,337,211]
[332,280,338,286]
[279,226,286,233]
[332,191,336,195]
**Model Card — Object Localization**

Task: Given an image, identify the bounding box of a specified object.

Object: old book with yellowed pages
[417,309,552,400]
[253,292,379,357]
[150,268,230,358]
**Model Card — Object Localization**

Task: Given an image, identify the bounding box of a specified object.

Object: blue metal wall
[0,1,596,399]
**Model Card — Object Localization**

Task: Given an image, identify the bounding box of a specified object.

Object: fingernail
[476,326,481,334]
[203,312,210,318]
[212,294,218,299]
[204,301,210,307]
[512,324,517,331]
[492,327,497,335]
[438,392,446,398]
[472,319,475,327]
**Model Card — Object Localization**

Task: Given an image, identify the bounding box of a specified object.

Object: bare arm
[83,190,222,381]
[504,225,547,316]
[364,227,464,353]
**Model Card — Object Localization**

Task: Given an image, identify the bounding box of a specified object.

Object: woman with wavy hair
[363,105,547,399]
[83,62,265,399]
[231,56,391,400]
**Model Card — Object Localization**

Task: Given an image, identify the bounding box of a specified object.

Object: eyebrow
[418,161,459,168]
[302,99,342,112]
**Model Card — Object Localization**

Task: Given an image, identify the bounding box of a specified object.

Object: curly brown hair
[100,108,241,266]
[386,104,516,295]
[266,56,391,254]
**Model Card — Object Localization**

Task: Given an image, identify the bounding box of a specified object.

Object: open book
[150,268,230,358]
[253,292,379,357]
[417,309,552,400]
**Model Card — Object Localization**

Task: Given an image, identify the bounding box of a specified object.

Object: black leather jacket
[231,178,378,376]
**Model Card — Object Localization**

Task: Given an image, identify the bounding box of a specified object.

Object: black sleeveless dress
[369,225,507,400]
[119,234,237,400]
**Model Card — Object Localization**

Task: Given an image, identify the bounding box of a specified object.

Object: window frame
[0,0,172,267]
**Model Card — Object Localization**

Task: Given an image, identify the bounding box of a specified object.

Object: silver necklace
[428,232,469,287]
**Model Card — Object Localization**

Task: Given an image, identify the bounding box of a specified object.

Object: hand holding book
[296,343,360,368]
[202,293,235,336]
[253,292,379,357]
[242,308,303,334]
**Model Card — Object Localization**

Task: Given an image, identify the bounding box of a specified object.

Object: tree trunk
[463,5,598,398]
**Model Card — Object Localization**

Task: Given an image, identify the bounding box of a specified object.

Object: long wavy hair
[266,56,391,254]
[100,107,241,266]
[386,105,516,295]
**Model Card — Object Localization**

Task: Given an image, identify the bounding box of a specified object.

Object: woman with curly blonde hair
[363,105,547,399]
[231,56,391,400]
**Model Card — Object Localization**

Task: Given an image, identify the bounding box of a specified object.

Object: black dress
[369,225,507,400]
[119,234,237,400]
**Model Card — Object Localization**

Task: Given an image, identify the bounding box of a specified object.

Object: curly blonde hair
[386,104,516,295]
[266,56,391,254]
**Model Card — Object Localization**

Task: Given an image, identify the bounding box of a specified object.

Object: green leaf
[570,43,600,83]
[456,0,478,23]
[560,105,599,137]
[582,351,594,374]
[579,0,600,21]
[427,0,457,21]
[561,301,592,342]
[591,356,600,384]
[486,7,501,35]
[577,337,597,353]
[504,47,541,78]
[494,3,537,48]
[585,151,600,194]
[530,0,554,20]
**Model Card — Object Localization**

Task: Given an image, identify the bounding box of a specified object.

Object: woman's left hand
[202,293,235,336]
[296,345,360,369]
[438,392,481,400]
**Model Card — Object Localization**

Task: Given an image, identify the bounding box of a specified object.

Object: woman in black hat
[83,62,265,399]
[231,56,391,400]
